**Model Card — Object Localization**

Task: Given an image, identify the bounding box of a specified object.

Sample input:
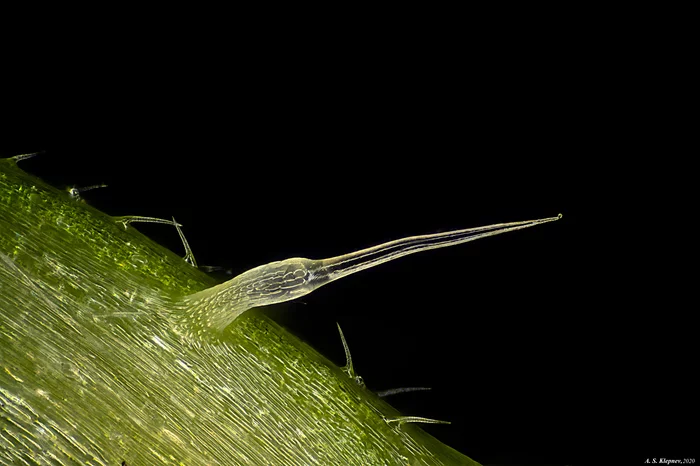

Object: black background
[2,8,692,465]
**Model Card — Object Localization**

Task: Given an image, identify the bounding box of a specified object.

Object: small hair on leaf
[68,184,108,200]
[384,415,451,428]
[377,387,432,398]
[114,216,182,230]
[11,151,45,162]
[173,216,197,267]
[337,323,364,387]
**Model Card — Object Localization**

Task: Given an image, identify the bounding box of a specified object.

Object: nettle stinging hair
[178,214,562,335]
